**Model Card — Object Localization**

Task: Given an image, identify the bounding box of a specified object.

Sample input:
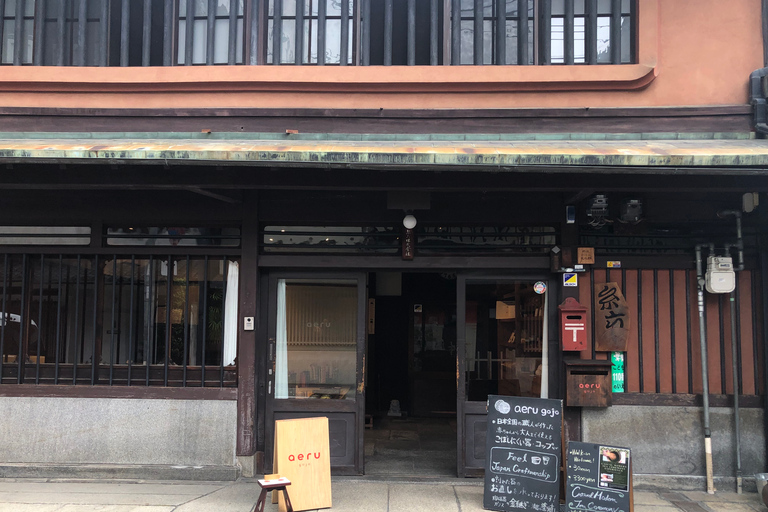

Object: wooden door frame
[263,271,367,475]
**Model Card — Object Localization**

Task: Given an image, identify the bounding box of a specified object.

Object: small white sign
[563,273,578,287]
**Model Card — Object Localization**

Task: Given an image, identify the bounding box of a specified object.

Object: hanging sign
[402,228,415,260]
[565,441,632,512]
[611,352,625,393]
[594,282,630,352]
[484,395,563,512]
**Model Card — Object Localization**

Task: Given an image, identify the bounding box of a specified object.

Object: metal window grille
[0,0,635,66]
[0,253,238,387]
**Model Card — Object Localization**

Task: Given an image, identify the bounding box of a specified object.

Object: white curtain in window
[275,279,289,398]
[222,260,239,366]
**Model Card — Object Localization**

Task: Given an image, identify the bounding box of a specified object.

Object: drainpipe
[720,210,745,494]
[695,243,716,494]
[749,68,768,136]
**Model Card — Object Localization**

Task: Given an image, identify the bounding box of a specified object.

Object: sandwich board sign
[565,441,633,512]
[272,417,332,512]
[483,395,563,511]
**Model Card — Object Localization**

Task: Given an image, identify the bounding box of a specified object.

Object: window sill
[0,63,657,94]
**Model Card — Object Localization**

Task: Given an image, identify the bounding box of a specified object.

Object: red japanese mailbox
[559,297,588,351]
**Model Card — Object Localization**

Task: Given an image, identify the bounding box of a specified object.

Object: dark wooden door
[265,272,367,475]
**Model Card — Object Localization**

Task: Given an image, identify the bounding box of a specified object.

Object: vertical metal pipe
[54,256,63,384]
[182,256,190,386]
[429,0,438,65]
[72,255,81,384]
[201,256,208,386]
[494,0,504,65]
[295,0,304,64]
[272,0,282,64]
[637,270,643,393]
[450,0,460,64]
[142,0,151,65]
[228,0,238,64]
[120,0,130,66]
[99,0,109,66]
[33,0,45,65]
[109,258,116,384]
[13,0,23,65]
[407,0,415,65]
[317,0,326,64]
[128,255,136,385]
[719,295,727,394]
[90,255,99,385]
[206,0,215,64]
[184,0,194,65]
[164,255,172,386]
[610,0,621,63]
[339,0,348,64]
[163,0,173,65]
[538,0,551,64]
[518,0,528,65]
[585,0,596,64]
[695,245,715,494]
[472,0,481,64]
[383,0,392,65]
[729,290,742,493]
[248,0,259,64]
[361,0,370,65]
[670,270,677,393]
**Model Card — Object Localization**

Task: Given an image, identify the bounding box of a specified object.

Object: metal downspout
[695,244,716,494]
[720,211,745,494]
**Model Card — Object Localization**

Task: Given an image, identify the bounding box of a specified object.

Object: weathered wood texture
[579,269,763,398]
[0,106,752,134]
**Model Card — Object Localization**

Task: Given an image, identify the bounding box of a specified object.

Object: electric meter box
[705,256,736,294]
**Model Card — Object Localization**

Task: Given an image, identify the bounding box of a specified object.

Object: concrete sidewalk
[0,477,763,512]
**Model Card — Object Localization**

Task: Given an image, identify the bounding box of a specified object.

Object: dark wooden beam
[237,190,259,458]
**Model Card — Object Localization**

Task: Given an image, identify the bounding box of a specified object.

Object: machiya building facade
[0,0,766,489]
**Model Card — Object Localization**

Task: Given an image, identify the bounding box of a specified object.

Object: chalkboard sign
[483,395,563,512]
[565,441,632,512]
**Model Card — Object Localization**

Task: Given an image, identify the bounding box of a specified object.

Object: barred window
[0,254,239,387]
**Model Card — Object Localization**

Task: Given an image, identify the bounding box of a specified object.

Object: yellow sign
[273,417,332,511]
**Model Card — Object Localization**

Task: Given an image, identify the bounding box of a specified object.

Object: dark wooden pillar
[559,196,582,444]
[237,191,259,463]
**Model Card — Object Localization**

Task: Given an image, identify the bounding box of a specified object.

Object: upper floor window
[0,0,635,66]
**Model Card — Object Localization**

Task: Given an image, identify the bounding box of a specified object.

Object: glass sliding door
[457,275,555,477]
[267,273,366,475]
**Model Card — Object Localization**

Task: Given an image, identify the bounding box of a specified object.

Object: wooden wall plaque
[594,282,630,352]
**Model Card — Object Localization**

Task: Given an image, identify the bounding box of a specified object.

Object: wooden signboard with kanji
[272,417,332,512]
[594,282,630,352]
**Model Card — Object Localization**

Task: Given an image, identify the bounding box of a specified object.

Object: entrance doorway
[365,272,457,477]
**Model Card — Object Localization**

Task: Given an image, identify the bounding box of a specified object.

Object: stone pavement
[0,477,763,512]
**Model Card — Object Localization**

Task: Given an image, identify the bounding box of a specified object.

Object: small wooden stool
[255,476,293,512]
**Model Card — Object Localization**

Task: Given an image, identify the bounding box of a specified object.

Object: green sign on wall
[611,352,625,393]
